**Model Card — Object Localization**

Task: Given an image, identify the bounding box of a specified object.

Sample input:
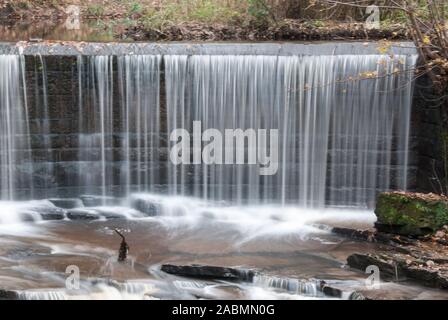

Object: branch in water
[114,228,129,262]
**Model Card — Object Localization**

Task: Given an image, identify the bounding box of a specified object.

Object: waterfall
[77,55,161,200]
[164,54,418,207]
[0,49,418,208]
[0,55,32,200]
[77,56,115,201]
[32,55,54,197]
[117,55,161,196]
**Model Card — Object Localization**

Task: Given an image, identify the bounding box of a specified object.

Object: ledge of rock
[0,289,19,300]
[32,206,66,221]
[331,226,418,246]
[347,252,448,289]
[48,198,83,209]
[161,264,255,282]
[331,219,448,291]
[66,209,100,221]
[375,191,448,236]
[79,195,121,207]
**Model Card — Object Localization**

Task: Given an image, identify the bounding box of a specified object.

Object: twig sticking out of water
[114,228,129,262]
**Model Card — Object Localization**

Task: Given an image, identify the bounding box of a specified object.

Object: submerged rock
[67,209,100,221]
[130,198,160,216]
[40,210,66,220]
[375,192,448,236]
[79,195,121,207]
[32,206,66,221]
[48,198,83,209]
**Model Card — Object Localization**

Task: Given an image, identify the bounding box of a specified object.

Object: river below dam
[1,196,448,300]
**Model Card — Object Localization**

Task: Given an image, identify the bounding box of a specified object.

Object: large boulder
[375,191,448,236]
[48,198,83,209]
[130,197,160,216]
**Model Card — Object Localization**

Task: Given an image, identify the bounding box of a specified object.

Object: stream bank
[0,18,408,42]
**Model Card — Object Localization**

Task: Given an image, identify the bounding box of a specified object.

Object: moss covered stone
[375,192,448,236]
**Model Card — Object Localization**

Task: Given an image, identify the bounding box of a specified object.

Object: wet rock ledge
[160,264,365,300]
[161,264,256,282]
[334,191,448,290]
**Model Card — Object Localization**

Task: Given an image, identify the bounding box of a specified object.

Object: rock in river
[161,264,255,282]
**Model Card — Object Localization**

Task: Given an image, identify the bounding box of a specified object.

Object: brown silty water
[1,210,448,300]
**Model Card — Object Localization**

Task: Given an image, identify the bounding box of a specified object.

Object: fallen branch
[114,228,129,262]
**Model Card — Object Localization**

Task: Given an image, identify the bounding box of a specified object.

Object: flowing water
[0,43,427,299]
[164,54,417,206]
[0,55,32,201]
[2,51,417,206]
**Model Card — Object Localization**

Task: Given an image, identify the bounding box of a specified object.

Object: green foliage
[127,2,143,16]
[247,0,273,25]
[189,1,240,23]
[375,192,448,236]
[86,4,105,17]
[8,0,33,10]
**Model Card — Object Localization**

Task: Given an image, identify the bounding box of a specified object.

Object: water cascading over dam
[0,43,418,208]
[164,54,417,206]
[0,55,33,201]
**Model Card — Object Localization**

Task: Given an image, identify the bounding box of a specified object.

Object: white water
[129,193,375,240]
[34,55,54,196]
[164,54,418,207]
[77,56,115,201]
[0,200,58,236]
[118,55,161,195]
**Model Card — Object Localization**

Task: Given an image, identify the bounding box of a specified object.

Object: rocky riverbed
[0,194,447,300]
[332,192,448,292]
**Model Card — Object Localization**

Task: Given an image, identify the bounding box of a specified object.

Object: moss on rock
[375,191,448,236]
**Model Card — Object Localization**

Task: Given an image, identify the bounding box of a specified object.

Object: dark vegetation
[0,0,420,40]
[114,228,129,262]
